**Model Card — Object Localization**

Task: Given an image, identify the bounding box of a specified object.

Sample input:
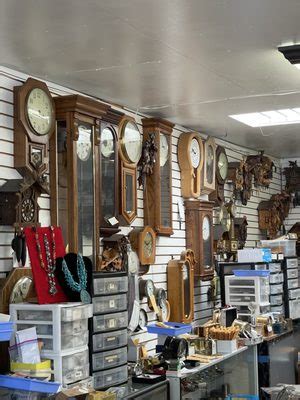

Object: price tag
[109,299,116,308]
[109,283,116,290]
[107,336,116,342]
[108,318,116,328]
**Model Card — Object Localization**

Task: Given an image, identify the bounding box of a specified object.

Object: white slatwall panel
[0,67,285,353]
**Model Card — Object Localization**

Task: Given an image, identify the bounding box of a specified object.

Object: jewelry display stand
[24,226,68,304]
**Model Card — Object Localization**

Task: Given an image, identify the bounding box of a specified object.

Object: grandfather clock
[50,95,109,267]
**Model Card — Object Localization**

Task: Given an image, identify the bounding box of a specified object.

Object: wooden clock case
[167,250,195,323]
[129,225,156,265]
[209,146,228,206]
[142,118,174,236]
[185,199,214,280]
[201,137,216,195]
[178,132,204,198]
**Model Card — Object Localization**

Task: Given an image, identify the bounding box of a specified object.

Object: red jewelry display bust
[24,226,68,304]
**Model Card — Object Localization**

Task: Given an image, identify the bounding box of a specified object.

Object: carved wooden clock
[185,200,214,280]
[118,117,142,225]
[50,95,109,267]
[178,132,204,198]
[167,250,195,323]
[100,109,124,236]
[14,78,55,194]
[142,118,174,236]
[129,225,156,265]
[201,137,216,195]
[209,146,228,205]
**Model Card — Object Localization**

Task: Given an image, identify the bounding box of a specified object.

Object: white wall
[0,66,284,352]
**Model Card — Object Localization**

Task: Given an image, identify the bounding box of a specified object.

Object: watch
[26,87,54,136]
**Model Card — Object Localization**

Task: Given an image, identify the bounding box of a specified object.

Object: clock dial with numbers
[101,127,114,158]
[121,120,142,164]
[202,215,210,241]
[190,138,201,168]
[218,151,229,181]
[160,133,169,167]
[77,124,92,161]
[26,88,54,136]
[21,198,35,223]
[129,225,156,266]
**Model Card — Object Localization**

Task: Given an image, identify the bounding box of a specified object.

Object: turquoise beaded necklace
[61,254,91,303]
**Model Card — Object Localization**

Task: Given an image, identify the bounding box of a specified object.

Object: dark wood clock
[178,132,204,198]
[14,78,55,194]
[50,95,109,267]
[142,118,174,236]
[185,200,214,281]
[118,117,142,225]
[100,109,124,236]
[201,137,216,195]
[167,250,195,323]
[209,146,228,205]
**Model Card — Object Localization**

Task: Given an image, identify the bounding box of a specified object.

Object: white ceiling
[1,0,300,157]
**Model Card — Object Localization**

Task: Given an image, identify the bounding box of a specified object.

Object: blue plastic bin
[233,270,270,277]
[0,375,60,394]
[147,322,192,336]
[0,330,13,342]
[0,322,13,331]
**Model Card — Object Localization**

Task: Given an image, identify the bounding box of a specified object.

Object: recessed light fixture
[278,44,300,69]
[229,108,300,127]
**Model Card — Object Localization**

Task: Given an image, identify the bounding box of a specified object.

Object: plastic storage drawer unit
[92,311,128,333]
[93,365,128,389]
[286,258,298,269]
[270,284,283,295]
[287,279,299,289]
[287,269,298,279]
[92,329,127,352]
[93,294,127,315]
[92,346,127,372]
[93,276,128,295]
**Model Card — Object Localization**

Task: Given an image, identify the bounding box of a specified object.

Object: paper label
[109,300,116,308]
[108,318,116,328]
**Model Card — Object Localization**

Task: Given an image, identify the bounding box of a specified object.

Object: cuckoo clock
[142,118,174,236]
[14,78,55,194]
[178,132,204,198]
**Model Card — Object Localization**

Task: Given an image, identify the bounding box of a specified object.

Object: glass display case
[168,346,258,400]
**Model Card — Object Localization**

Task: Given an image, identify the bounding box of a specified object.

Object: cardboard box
[216,339,237,354]
[88,392,116,400]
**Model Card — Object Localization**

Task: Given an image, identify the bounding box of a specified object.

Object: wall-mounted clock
[209,146,228,205]
[50,95,109,267]
[167,250,195,323]
[185,200,214,280]
[129,226,156,266]
[14,78,55,193]
[118,117,142,225]
[100,109,124,236]
[142,118,174,236]
[201,137,216,195]
[178,132,204,198]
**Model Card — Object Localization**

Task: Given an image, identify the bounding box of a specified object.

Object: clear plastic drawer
[287,279,299,289]
[93,365,128,389]
[93,311,128,333]
[92,329,127,352]
[63,363,90,385]
[92,347,127,372]
[42,331,89,351]
[270,294,283,306]
[61,304,93,321]
[269,263,282,273]
[286,258,298,269]
[17,310,52,321]
[289,299,300,319]
[62,349,89,370]
[270,304,284,314]
[17,319,88,336]
[289,288,300,299]
[93,276,128,295]
[287,269,298,279]
[270,283,283,295]
[269,273,284,284]
[93,294,127,314]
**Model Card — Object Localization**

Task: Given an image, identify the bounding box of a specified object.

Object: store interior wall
[0,66,286,353]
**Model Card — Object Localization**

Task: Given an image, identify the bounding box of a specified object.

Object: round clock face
[160,134,169,167]
[77,125,92,161]
[128,250,139,274]
[10,277,33,304]
[101,127,114,158]
[145,279,155,297]
[138,309,148,329]
[190,138,201,168]
[21,198,35,223]
[218,151,228,181]
[203,216,211,241]
[26,88,53,136]
[206,144,214,184]
[123,121,142,163]
[143,232,153,258]
[160,299,170,322]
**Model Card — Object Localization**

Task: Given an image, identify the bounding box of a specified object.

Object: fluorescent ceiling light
[229,108,300,127]
[295,64,300,70]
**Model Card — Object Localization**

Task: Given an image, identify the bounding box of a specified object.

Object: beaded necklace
[62,254,91,303]
[34,227,57,296]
